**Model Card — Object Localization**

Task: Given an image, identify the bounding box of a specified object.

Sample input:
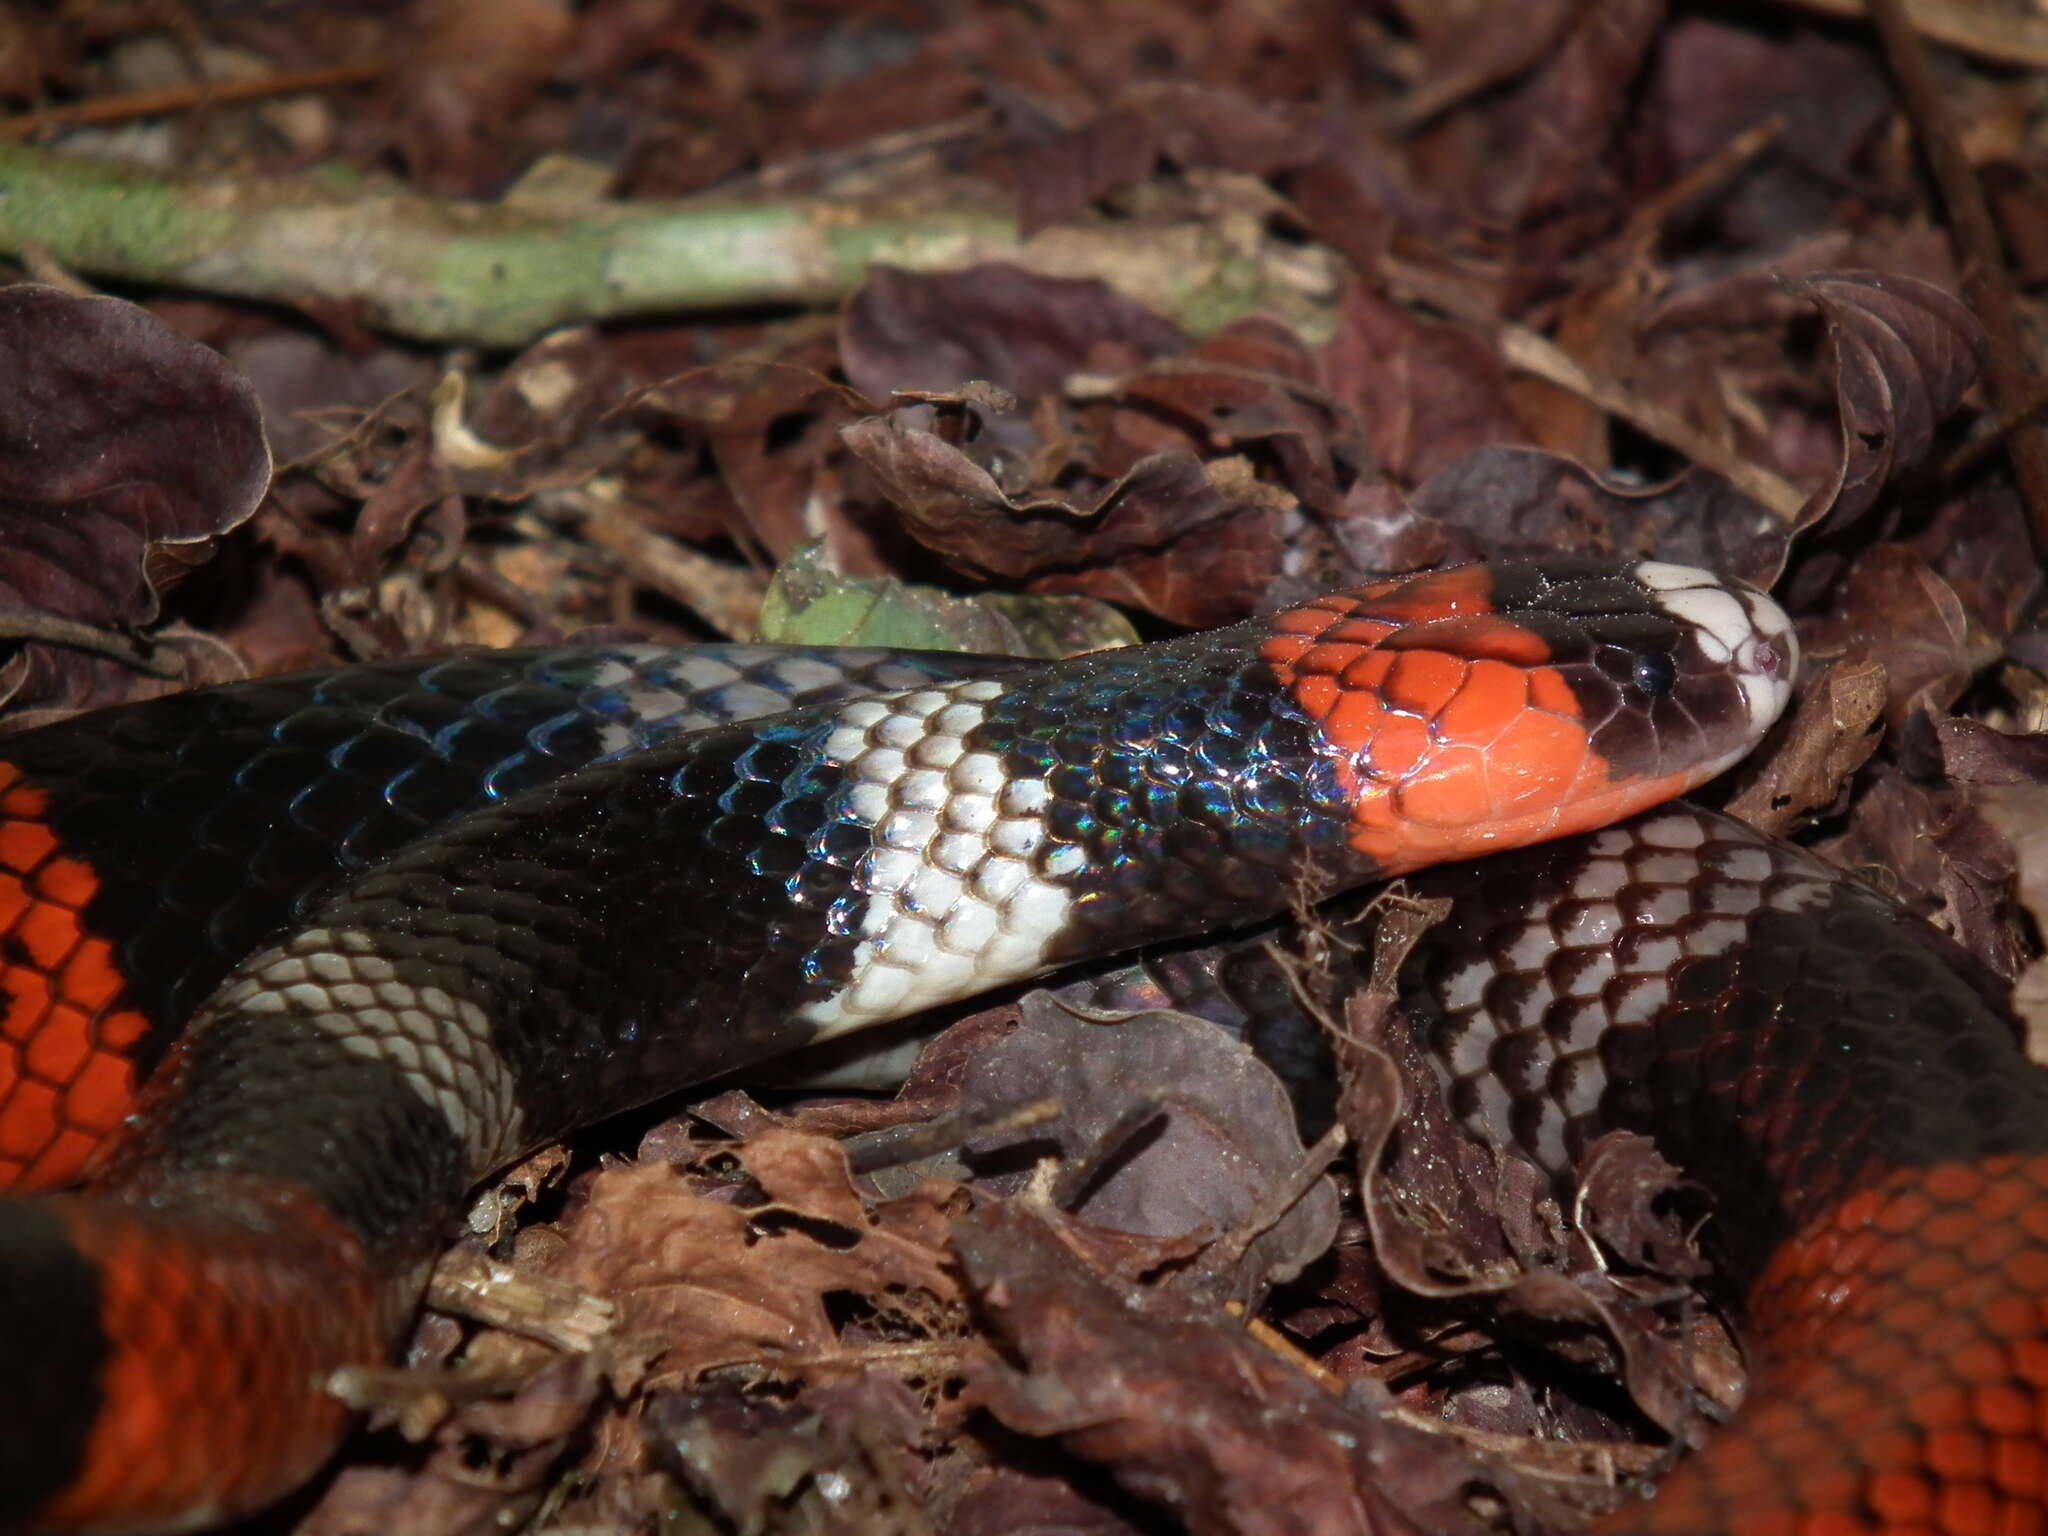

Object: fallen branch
[0,145,1339,347]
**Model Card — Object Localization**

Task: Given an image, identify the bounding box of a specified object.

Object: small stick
[1618,116,1785,249]
[1944,381,2048,482]
[571,498,768,639]
[0,62,383,142]
[0,612,182,677]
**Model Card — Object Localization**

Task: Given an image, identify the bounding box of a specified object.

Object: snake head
[1259,557,1798,874]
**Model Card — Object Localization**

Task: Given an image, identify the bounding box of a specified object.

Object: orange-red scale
[0,762,148,1191]
[1260,573,1698,876]
[1599,1155,2048,1536]
[33,1181,382,1530]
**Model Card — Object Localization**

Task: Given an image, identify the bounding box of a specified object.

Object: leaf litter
[7,3,2048,1533]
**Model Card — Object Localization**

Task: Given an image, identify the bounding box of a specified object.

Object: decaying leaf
[0,285,269,709]
[1786,272,1984,540]
[1724,655,1888,834]
[954,994,1341,1300]
[843,396,1297,627]
[546,1130,961,1389]
[955,1198,1522,1536]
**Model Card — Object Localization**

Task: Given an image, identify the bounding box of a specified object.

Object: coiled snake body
[0,556,2003,1536]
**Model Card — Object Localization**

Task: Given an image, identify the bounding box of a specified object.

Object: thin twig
[1618,116,1785,249]
[570,496,768,638]
[452,552,554,631]
[845,1096,1060,1175]
[1943,380,2048,482]
[0,613,183,676]
[1192,1120,1349,1286]
[1237,1308,1348,1395]
[1865,0,2048,557]
[1051,1098,1166,1212]
[0,62,383,141]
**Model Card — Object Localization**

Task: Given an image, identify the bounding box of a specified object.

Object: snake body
[1078,802,2048,1533]
[0,641,1014,1192]
[14,555,2000,1536]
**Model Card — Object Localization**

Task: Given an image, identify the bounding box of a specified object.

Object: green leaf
[755,542,1137,658]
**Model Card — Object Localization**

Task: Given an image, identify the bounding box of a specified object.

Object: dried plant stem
[0,145,1338,347]
[572,499,768,640]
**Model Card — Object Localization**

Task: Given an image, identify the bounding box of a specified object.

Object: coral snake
[2,554,2023,1534]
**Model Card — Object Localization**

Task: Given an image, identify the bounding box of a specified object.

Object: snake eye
[1632,651,1678,696]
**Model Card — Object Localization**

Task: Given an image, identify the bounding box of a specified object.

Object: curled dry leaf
[1492,0,1663,233]
[1918,719,2048,985]
[1120,315,1362,516]
[842,398,1295,627]
[944,1465,1142,1536]
[1936,716,2048,790]
[649,326,852,562]
[1572,1133,1712,1286]
[0,285,270,709]
[839,264,1188,403]
[1011,82,1324,236]
[545,1129,960,1390]
[645,1374,931,1535]
[378,0,575,194]
[839,265,1370,627]
[1820,760,2030,983]
[1316,285,1523,488]
[1785,272,1983,541]
[1305,897,1721,1452]
[297,1351,599,1536]
[1723,655,1889,835]
[1327,900,1534,1302]
[1364,445,1791,586]
[1904,482,2040,646]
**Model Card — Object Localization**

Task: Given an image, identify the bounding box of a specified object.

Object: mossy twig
[0,146,1338,347]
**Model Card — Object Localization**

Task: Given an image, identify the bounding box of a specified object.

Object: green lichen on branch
[0,145,1340,347]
